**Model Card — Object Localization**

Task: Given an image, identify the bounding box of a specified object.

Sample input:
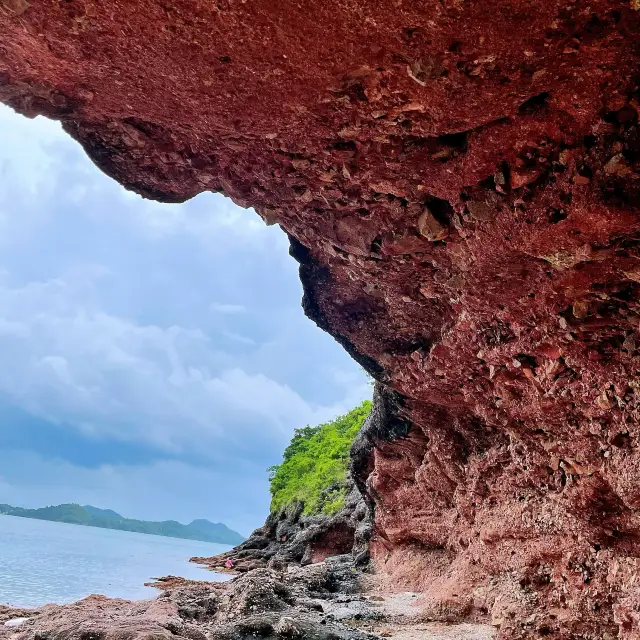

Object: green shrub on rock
[268,400,371,515]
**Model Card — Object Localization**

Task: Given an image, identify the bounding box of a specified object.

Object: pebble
[4,618,29,628]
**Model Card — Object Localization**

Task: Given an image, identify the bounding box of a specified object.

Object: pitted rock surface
[3,1,640,637]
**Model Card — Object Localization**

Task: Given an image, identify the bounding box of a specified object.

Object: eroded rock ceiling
[3,0,640,635]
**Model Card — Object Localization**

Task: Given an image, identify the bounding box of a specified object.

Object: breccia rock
[3,0,640,636]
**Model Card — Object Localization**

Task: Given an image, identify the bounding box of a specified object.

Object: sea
[0,514,230,608]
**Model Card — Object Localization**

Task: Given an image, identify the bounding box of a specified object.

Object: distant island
[0,503,245,545]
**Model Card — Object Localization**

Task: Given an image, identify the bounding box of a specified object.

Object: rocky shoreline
[0,473,494,640]
[0,555,494,640]
[0,556,367,640]
[191,483,372,575]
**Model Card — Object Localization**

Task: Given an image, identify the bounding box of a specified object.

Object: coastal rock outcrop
[3,0,640,636]
[193,484,372,573]
[0,560,377,640]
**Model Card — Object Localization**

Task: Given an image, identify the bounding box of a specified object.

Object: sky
[0,104,369,536]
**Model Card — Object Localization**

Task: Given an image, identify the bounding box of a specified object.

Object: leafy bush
[268,400,371,515]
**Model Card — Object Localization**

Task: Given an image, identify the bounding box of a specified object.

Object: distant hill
[82,505,122,520]
[0,503,245,545]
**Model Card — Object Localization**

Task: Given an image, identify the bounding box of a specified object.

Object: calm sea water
[0,514,230,607]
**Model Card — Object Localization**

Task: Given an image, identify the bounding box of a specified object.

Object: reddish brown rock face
[3,0,640,636]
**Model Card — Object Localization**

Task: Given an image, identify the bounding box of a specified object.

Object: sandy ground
[371,621,496,640]
[359,592,496,640]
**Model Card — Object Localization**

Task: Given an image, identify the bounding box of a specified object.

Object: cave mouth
[0,104,371,606]
[3,0,640,636]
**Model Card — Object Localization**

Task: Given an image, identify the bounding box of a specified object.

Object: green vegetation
[268,400,371,516]
[0,503,245,545]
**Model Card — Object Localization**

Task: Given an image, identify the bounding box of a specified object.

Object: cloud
[0,275,356,460]
[0,104,370,532]
[210,303,246,314]
[221,330,256,345]
[0,449,265,535]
